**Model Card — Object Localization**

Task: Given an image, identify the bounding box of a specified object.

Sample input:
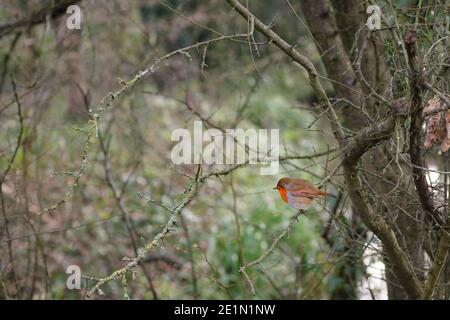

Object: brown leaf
[423,96,441,115]
[424,96,444,149]
[441,113,450,153]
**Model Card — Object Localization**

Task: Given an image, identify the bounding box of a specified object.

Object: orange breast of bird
[278,186,288,203]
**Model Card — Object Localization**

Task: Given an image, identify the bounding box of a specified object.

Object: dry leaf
[423,96,445,150]
[423,96,441,115]
[441,113,450,153]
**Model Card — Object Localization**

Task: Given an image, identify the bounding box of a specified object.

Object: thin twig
[239,210,304,295]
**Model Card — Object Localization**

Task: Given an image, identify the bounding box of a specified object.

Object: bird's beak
[273,187,277,190]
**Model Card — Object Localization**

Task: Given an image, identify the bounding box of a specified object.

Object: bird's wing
[284,179,314,190]
[288,189,318,198]
[289,189,322,198]
[289,182,322,198]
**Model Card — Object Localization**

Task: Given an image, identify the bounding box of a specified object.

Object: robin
[274,177,333,210]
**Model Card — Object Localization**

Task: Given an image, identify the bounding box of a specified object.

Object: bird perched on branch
[274,177,334,210]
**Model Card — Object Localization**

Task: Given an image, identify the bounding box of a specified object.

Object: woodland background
[0,0,449,300]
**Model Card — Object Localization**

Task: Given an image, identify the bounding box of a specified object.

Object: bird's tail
[318,191,337,198]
